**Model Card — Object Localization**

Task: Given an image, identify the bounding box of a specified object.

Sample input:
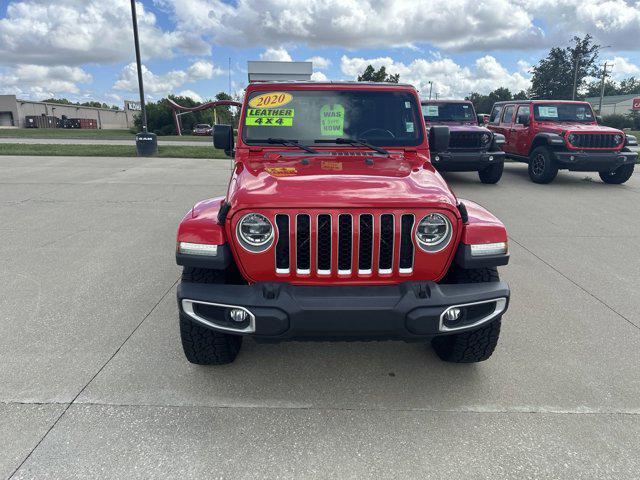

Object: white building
[584,94,640,116]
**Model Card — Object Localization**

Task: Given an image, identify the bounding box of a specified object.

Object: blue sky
[1,0,639,105]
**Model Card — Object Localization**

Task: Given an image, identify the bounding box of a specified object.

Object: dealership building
[0,95,139,129]
[584,94,640,116]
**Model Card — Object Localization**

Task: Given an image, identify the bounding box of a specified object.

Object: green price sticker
[320,104,345,136]
[245,108,294,127]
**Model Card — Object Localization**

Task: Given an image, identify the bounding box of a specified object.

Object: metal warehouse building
[584,94,640,116]
[0,95,139,130]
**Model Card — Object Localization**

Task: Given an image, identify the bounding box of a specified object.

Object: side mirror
[596,115,603,125]
[477,114,487,125]
[518,115,530,127]
[213,124,234,157]
[429,125,450,153]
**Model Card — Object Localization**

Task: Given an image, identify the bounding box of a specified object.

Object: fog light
[434,156,440,162]
[178,242,218,256]
[444,308,462,323]
[489,155,494,161]
[569,155,575,161]
[229,308,249,323]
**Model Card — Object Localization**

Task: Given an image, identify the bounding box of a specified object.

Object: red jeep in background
[175,82,510,365]
[488,100,639,184]
[422,100,506,184]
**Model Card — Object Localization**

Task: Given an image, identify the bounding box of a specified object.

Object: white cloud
[0,0,199,67]
[0,64,92,98]
[604,56,640,80]
[310,71,328,82]
[187,60,225,80]
[177,89,203,102]
[259,47,292,62]
[306,56,332,70]
[340,54,531,98]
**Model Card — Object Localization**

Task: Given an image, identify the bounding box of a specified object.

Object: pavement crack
[7,276,179,479]
[508,235,639,331]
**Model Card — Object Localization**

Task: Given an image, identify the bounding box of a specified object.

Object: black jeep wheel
[179,267,242,365]
[431,267,502,363]
[478,161,504,184]
[528,146,558,184]
[599,164,635,184]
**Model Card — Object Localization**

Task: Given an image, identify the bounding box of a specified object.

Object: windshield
[241,89,423,147]
[422,102,476,122]
[533,103,595,123]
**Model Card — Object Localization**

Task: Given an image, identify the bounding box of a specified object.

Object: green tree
[357,65,400,83]
[530,35,601,99]
[466,87,518,114]
[213,92,237,126]
[134,94,222,135]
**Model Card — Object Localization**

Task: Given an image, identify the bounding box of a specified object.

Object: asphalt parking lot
[1,155,639,479]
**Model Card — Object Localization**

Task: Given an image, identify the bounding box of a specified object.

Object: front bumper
[177,280,510,342]
[552,149,638,171]
[432,150,505,172]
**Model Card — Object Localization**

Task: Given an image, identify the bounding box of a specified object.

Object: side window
[489,105,502,124]
[502,106,515,124]
[515,106,530,125]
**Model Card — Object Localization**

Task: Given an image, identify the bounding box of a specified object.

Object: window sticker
[248,92,293,109]
[405,101,411,109]
[538,106,558,118]
[245,108,294,126]
[405,122,414,133]
[463,105,469,109]
[424,105,439,117]
[320,104,345,136]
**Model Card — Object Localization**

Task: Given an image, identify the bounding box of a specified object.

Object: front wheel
[179,267,243,365]
[599,164,634,184]
[478,162,504,184]
[432,267,502,363]
[528,147,558,184]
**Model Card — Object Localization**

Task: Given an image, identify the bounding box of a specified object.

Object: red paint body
[177,82,507,285]
[488,100,627,157]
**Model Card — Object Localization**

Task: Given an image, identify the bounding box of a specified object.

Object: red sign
[633,98,640,110]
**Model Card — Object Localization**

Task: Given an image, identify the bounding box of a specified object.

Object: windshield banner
[320,104,345,136]
[245,108,294,126]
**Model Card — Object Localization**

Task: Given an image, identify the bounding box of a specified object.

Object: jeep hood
[228,152,458,212]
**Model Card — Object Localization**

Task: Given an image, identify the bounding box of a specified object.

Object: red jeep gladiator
[175,82,510,365]
[422,100,506,184]
[488,100,639,184]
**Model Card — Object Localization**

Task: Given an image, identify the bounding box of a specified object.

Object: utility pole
[598,61,612,114]
[428,81,433,100]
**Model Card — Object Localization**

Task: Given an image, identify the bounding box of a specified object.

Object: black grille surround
[567,133,620,149]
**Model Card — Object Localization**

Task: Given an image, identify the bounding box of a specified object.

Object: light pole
[130,0,157,155]
[428,81,433,100]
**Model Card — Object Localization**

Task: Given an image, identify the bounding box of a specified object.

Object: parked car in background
[192,124,212,136]
[422,100,506,183]
[488,100,639,184]
[175,81,510,366]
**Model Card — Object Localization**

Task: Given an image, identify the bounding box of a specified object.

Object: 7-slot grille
[274,212,417,276]
[568,133,618,149]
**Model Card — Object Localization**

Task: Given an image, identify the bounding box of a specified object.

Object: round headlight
[237,213,273,250]
[480,133,491,145]
[567,133,577,145]
[416,213,452,251]
[613,134,623,145]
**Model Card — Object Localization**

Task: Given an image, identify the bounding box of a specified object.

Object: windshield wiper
[315,138,389,156]
[265,138,318,154]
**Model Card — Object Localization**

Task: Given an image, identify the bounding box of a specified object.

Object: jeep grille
[449,131,482,149]
[274,212,416,276]
[568,133,618,149]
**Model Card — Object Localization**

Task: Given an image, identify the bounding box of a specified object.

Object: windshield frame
[240,86,425,148]
[533,102,597,124]
[421,101,477,123]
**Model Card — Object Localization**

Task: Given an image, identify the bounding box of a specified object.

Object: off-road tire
[431,267,502,363]
[478,161,504,184]
[179,267,242,365]
[528,146,558,184]
[599,164,634,184]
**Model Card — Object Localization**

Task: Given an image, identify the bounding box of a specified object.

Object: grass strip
[0,143,227,159]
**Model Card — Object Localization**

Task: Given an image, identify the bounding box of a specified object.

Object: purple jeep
[422,100,506,184]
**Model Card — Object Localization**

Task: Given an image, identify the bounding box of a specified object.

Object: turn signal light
[470,242,507,256]
[178,242,219,256]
